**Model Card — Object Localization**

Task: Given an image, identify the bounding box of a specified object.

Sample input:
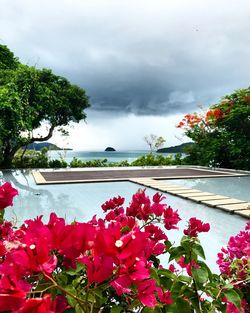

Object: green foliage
[0,44,19,70]
[131,153,183,166]
[69,157,108,168]
[0,44,90,168]
[48,159,68,168]
[12,148,68,168]
[181,87,250,170]
[10,153,184,169]
[12,148,50,168]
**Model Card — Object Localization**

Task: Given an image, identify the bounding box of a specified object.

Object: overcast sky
[1,0,250,150]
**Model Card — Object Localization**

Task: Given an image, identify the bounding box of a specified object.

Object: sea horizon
[48,149,174,164]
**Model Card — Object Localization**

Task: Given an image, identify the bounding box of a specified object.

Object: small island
[105,147,116,151]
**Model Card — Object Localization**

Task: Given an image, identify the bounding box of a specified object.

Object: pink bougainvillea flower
[157,288,173,305]
[14,294,54,313]
[52,295,70,313]
[111,276,132,296]
[105,207,124,221]
[145,224,167,241]
[217,222,250,280]
[101,196,125,212]
[126,191,152,220]
[137,279,157,308]
[58,222,96,261]
[177,256,200,276]
[184,217,210,237]
[0,275,27,311]
[0,182,18,210]
[163,206,181,230]
[78,255,113,285]
[225,299,246,313]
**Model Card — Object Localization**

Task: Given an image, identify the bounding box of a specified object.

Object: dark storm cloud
[1,0,250,116]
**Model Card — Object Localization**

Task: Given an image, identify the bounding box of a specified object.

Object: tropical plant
[0,45,90,168]
[177,88,250,170]
[0,182,249,312]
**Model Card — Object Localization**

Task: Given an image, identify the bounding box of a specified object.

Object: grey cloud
[1,0,250,117]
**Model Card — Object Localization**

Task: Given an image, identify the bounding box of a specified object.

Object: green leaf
[197,261,213,282]
[178,275,192,284]
[65,286,77,307]
[169,246,186,262]
[192,267,209,286]
[176,298,192,313]
[111,306,123,313]
[223,289,242,310]
[158,268,176,279]
[171,281,185,299]
[75,303,85,313]
[150,267,160,285]
[192,243,206,260]
[142,308,161,313]
[160,276,173,290]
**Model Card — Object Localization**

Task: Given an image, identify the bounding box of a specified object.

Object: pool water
[1,170,248,273]
[160,176,250,202]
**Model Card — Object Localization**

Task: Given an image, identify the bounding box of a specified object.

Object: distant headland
[157,142,193,153]
[22,142,72,151]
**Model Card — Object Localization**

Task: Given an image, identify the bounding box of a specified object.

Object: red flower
[184,217,210,237]
[0,275,27,311]
[137,279,157,308]
[14,294,54,313]
[157,288,173,305]
[126,191,152,220]
[78,255,113,284]
[177,255,200,276]
[101,196,125,212]
[0,182,18,210]
[163,206,181,230]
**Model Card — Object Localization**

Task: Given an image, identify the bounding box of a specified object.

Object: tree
[0,45,90,168]
[144,134,166,153]
[177,87,250,170]
[0,44,19,70]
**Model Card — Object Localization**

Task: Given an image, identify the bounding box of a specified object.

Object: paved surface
[36,168,233,184]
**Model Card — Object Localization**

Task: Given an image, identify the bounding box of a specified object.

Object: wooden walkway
[130,178,250,219]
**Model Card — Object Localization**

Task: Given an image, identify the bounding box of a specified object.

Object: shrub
[0,182,249,312]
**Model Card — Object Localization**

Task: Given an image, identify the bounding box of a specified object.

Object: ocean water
[48,150,173,164]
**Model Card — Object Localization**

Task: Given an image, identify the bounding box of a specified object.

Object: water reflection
[161,176,250,202]
[0,170,248,272]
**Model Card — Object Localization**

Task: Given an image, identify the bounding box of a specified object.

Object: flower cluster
[184,217,210,237]
[0,182,18,210]
[0,189,179,311]
[0,182,249,313]
[177,112,203,129]
[217,222,250,279]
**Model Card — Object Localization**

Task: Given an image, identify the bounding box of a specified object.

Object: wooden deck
[33,167,238,184]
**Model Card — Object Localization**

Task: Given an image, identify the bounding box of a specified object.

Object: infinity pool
[1,170,248,272]
[161,175,250,202]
